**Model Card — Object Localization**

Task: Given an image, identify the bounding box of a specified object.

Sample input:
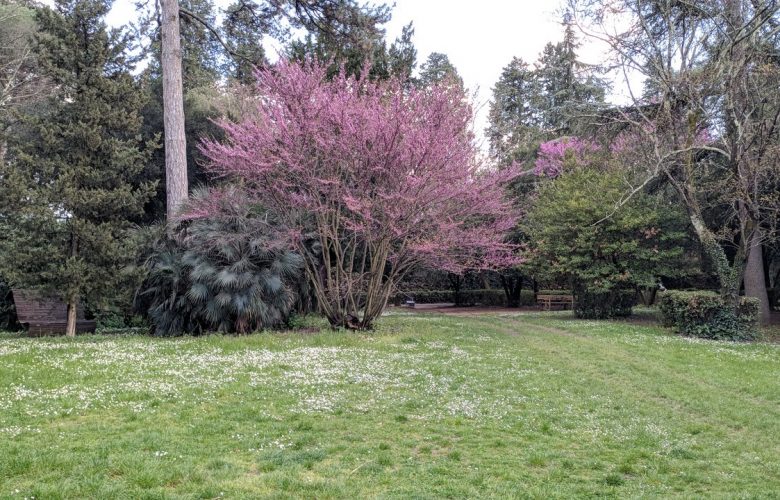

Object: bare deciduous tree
[0,0,48,166]
[570,0,780,323]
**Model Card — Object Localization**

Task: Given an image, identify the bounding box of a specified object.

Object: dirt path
[390,304,549,316]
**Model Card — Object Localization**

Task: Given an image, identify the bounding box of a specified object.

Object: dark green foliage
[417,52,462,89]
[486,57,541,166]
[534,22,607,134]
[134,188,305,335]
[486,20,608,168]
[287,1,395,81]
[0,0,157,310]
[573,286,636,319]
[221,0,268,84]
[526,163,690,319]
[387,22,416,83]
[659,291,759,341]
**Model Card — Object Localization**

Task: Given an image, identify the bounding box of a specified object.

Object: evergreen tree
[534,21,607,134]
[178,0,221,89]
[486,19,608,168]
[387,22,416,82]
[222,0,268,84]
[0,0,157,336]
[486,57,541,166]
[417,52,463,88]
[288,0,392,80]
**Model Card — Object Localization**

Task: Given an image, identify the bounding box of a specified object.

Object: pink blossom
[534,137,601,177]
[196,60,522,327]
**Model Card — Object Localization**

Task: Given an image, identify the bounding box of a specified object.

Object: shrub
[573,287,636,319]
[525,155,691,320]
[200,60,520,330]
[134,188,306,336]
[658,291,759,341]
[460,289,507,307]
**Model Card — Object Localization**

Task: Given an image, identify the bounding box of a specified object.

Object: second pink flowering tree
[200,60,520,329]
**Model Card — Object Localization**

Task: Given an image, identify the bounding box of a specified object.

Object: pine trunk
[160,0,188,219]
[65,295,77,337]
[744,228,771,325]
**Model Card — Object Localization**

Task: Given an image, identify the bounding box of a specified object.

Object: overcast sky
[100,0,629,149]
[383,0,568,147]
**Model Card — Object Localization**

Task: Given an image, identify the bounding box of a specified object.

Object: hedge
[573,288,636,319]
[658,290,759,341]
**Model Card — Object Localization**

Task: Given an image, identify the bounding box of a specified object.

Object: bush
[94,308,147,330]
[658,291,759,341]
[134,188,306,336]
[460,289,507,307]
[525,163,691,320]
[573,287,636,319]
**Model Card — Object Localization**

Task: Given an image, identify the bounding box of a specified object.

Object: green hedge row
[392,289,537,307]
[658,290,759,341]
[573,288,636,319]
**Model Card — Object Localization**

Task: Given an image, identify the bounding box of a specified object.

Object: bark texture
[65,296,77,337]
[160,0,188,219]
[744,228,771,325]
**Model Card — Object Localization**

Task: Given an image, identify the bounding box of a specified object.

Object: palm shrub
[135,187,305,335]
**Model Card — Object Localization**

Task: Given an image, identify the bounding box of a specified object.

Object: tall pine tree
[487,18,608,168]
[534,21,607,134]
[417,52,462,89]
[486,57,541,166]
[0,0,157,336]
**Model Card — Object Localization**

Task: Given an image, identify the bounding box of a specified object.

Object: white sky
[101,0,631,149]
[384,0,567,146]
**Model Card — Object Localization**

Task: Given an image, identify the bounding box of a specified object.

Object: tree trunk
[689,212,740,305]
[744,227,771,325]
[500,273,522,308]
[65,294,77,337]
[449,274,463,306]
[65,229,80,337]
[160,0,188,219]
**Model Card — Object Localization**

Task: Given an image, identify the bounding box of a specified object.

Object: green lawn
[1,311,779,498]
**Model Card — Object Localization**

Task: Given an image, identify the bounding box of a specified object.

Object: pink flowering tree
[534,137,601,177]
[199,60,520,329]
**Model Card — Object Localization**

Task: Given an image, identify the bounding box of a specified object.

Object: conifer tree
[534,21,606,134]
[417,52,462,89]
[0,0,157,336]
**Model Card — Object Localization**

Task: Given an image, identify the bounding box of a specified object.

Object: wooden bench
[11,289,96,336]
[536,294,575,311]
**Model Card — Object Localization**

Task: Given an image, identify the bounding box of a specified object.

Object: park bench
[536,294,574,311]
[11,289,96,336]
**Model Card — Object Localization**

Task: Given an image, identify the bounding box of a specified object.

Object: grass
[1,310,779,498]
